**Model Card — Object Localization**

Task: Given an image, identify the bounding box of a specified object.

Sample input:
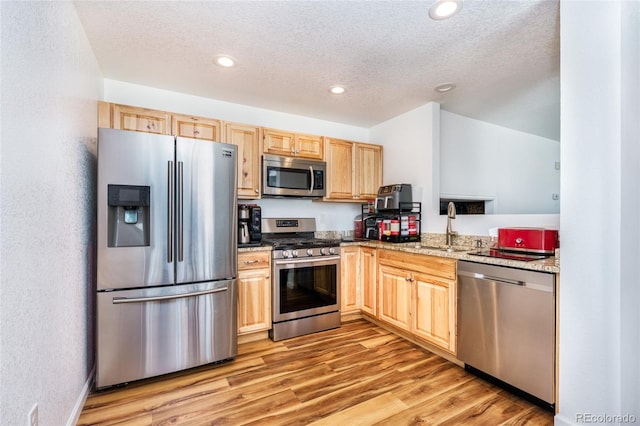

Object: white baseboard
[67,365,95,426]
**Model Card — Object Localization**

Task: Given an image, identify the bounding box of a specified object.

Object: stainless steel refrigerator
[96,128,238,389]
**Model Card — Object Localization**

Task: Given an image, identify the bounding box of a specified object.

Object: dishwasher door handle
[473,273,525,286]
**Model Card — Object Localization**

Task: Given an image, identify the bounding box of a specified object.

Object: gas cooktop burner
[472,249,550,262]
[262,237,341,250]
[260,217,341,254]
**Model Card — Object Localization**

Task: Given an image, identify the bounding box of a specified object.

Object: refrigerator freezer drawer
[96,280,237,389]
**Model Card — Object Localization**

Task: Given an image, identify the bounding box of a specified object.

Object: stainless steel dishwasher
[457,260,556,408]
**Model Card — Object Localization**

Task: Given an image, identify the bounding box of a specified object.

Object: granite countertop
[238,244,273,253]
[237,239,559,274]
[341,240,560,274]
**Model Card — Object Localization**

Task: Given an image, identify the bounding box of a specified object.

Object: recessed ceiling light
[329,85,346,95]
[429,0,463,20]
[434,82,456,93]
[214,55,236,67]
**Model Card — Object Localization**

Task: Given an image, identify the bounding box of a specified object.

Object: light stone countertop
[237,239,560,274]
[238,245,273,253]
[340,240,560,274]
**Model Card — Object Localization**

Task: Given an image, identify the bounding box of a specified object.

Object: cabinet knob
[255,189,259,193]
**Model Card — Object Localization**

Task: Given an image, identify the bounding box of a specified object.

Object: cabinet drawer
[238,251,271,270]
[378,249,456,280]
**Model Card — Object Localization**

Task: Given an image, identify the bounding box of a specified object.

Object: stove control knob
[329,247,337,255]
[291,249,299,258]
[306,248,314,256]
[320,247,328,255]
[282,250,291,258]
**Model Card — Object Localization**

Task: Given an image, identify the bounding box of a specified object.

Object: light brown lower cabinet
[360,247,377,316]
[339,246,457,354]
[378,263,413,332]
[237,251,271,335]
[340,246,361,314]
[376,249,457,354]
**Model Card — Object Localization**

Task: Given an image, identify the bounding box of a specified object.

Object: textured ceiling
[74,0,560,141]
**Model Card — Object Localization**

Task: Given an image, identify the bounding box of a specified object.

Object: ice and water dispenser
[107,184,150,247]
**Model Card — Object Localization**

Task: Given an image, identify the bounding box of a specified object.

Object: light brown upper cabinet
[111,103,171,135]
[324,138,383,202]
[171,114,222,141]
[263,128,324,160]
[223,122,262,199]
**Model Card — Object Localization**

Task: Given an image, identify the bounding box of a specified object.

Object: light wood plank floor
[78,319,553,425]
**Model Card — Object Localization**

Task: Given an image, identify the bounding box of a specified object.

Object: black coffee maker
[238,204,262,246]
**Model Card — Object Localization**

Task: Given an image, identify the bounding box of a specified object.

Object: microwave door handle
[309,165,314,195]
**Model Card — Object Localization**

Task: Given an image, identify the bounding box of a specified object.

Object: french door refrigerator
[96,128,238,389]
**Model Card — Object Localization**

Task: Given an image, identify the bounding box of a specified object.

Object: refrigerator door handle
[168,160,174,263]
[177,161,184,262]
[112,286,229,304]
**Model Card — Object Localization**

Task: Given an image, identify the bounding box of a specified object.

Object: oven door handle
[274,255,341,265]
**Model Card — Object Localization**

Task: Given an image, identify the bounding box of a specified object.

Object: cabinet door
[172,114,221,141]
[378,264,412,332]
[263,128,297,157]
[296,133,324,160]
[340,246,360,313]
[325,138,355,200]
[225,123,262,199]
[237,268,272,335]
[413,272,456,353]
[355,143,383,200]
[112,104,171,135]
[98,101,111,128]
[360,247,377,316]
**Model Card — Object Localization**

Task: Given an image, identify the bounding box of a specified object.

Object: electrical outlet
[28,404,38,426]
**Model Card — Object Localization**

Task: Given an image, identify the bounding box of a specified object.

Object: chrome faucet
[446,201,457,247]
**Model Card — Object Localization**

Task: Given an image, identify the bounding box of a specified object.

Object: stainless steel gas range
[261,218,341,341]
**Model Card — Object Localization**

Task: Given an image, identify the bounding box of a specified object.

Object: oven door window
[266,166,311,191]
[277,263,337,314]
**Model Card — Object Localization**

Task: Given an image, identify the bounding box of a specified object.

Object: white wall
[103,80,367,232]
[369,102,440,224]
[0,2,101,425]
[370,103,560,236]
[619,0,640,416]
[440,110,560,214]
[557,1,640,425]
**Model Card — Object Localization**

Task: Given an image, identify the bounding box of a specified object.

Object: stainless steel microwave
[262,154,326,198]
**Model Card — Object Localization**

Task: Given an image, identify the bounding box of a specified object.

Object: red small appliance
[497,227,559,254]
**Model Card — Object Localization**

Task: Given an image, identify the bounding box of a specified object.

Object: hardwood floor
[78,319,553,425]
